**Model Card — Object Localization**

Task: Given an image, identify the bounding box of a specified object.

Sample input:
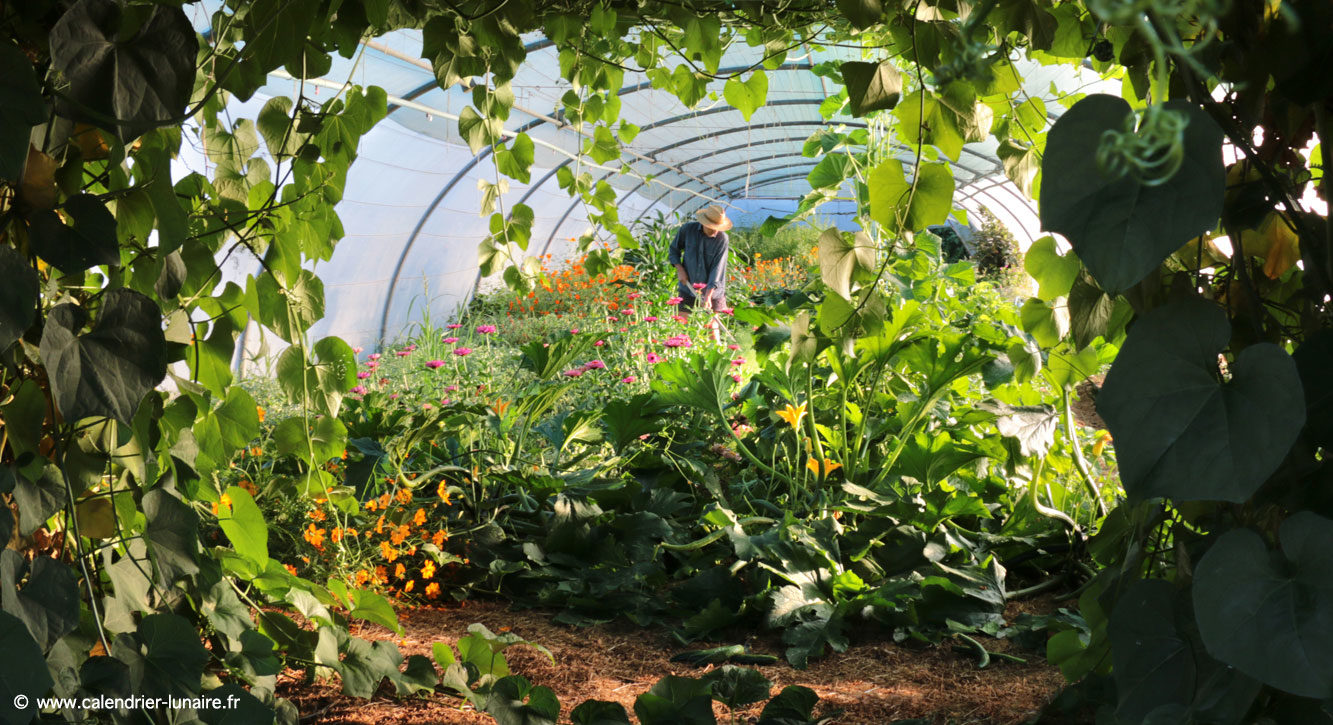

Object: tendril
[1096,105,1190,186]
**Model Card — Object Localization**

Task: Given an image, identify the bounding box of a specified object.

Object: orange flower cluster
[502,254,641,318]
[730,248,818,292]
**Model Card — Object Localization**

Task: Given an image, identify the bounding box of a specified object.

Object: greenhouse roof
[181,6,1115,360]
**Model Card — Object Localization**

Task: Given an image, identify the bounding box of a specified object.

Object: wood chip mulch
[278,597,1072,725]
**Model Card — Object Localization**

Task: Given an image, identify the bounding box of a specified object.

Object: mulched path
[278,598,1070,724]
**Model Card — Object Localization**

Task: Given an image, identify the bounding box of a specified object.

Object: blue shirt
[667,221,728,297]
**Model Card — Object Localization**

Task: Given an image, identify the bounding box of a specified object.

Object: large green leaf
[338,637,402,698]
[49,0,198,142]
[816,228,875,301]
[841,60,901,117]
[569,700,632,725]
[757,685,820,724]
[275,336,356,417]
[868,160,953,233]
[702,666,771,709]
[0,611,53,724]
[1097,299,1305,502]
[1039,95,1224,294]
[1194,513,1333,698]
[218,486,268,567]
[40,288,167,426]
[837,0,884,28]
[485,676,560,725]
[1110,579,1260,724]
[113,613,211,697]
[27,194,120,273]
[0,246,38,352]
[1023,236,1080,302]
[143,488,200,583]
[0,44,46,182]
[0,551,80,652]
[634,675,716,725]
[723,70,768,122]
[806,153,854,191]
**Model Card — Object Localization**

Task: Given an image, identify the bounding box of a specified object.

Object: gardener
[668,204,732,317]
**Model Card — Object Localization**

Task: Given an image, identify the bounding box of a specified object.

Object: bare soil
[278,598,1070,725]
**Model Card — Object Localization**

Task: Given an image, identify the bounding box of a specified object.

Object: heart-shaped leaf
[570,700,632,725]
[0,611,53,723]
[841,60,901,117]
[1024,236,1080,302]
[1194,512,1333,698]
[0,551,80,652]
[40,288,166,426]
[27,194,119,273]
[837,0,884,28]
[49,0,198,142]
[0,44,46,182]
[702,666,772,709]
[1097,298,1305,502]
[0,246,39,351]
[1040,95,1224,294]
[723,70,768,122]
[816,228,876,301]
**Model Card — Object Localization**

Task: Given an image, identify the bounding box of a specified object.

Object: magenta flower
[443,337,459,344]
[692,283,706,290]
[721,308,734,315]
[621,376,637,383]
[646,353,663,364]
[445,385,459,392]
[663,335,692,348]
[628,292,642,300]
[731,374,742,383]
[368,353,381,361]
[728,344,740,351]
[667,296,683,305]
[477,325,497,334]
[396,350,412,357]
[570,328,580,334]
[425,360,445,369]
[562,369,583,378]
[731,357,745,366]
[454,347,473,356]
[366,361,379,369]
[583,360,606,370]
[351,385,367,395]
[390,393,400,400]
[594,340,605,347]
[357,371,371,379]
[353,346,363,354]
[441,398,452,405]
[672,314,687,323]
[447,323,463,329]
[422,403,433,410]
[644,316,658,322]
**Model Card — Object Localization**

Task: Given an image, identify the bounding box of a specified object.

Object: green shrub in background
[729,221,824,264]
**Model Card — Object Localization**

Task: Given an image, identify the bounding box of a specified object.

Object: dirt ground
[278,598,1070,725]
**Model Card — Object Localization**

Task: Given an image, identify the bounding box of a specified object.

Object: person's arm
[703,233,729,309]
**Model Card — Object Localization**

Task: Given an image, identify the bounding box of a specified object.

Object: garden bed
[278,598,1068,724]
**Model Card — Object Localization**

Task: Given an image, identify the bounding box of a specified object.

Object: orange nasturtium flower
[309,508,326,522]
[395,488,412,505]
[412,508,427,527]
[394,563,406,579]
[806,458,843,476]
[355,569,370,587]
[437,481,452,504]
[432,530,448,547]
[404,580,415,592]
[776,402,808,428]
[211,492,233,516]
[425,582,441,599]
[284,564,298,576]
[303,524,326,549]
[390,524,410,546]
[256,406,266,422]
[421,560,436,579]
[380,540,398,562]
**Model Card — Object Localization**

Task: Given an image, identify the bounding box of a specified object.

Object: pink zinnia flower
[357,371,371,379]
[443,336,459,344]
[663,335,691,348]
[351,385,367,395]
[731,374,742,383]
[562,369,583,377]
[454,347,473,356]
[390,393,400,400]
[441,398,452,405]
[445,385,459,392]
[629,292,642,300]
[583,360,606,370]
[731,357,745,366]
[366,361,379,369]
[621,376,637,383]
[447,323,462,329]
[368,353,381,361]
[672,315,687,322]
[477,325,497,334]
[667,296,683,305]
[396,350,412,357]
[425,360,445,369]
[353,346,363,354]
[570,328,580,334]
[644,316,659,322]
[728,344,740,350]
[721,308,734,316]
[692,283,706,290]
[646,353,663,363]
[422,403,434,410]
[594,340,605,347]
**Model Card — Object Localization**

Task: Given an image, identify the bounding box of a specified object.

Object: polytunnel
[177,7,1116,372]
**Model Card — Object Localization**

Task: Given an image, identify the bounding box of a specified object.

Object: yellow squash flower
[776,402,807,428]
[806,458,843,476]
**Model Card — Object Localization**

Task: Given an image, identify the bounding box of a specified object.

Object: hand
[702,287,715,310]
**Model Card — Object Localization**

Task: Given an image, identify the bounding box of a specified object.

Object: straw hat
[695,205,733,232]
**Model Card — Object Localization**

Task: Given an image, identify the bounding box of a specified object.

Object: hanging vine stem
[1062,387,1108,518]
